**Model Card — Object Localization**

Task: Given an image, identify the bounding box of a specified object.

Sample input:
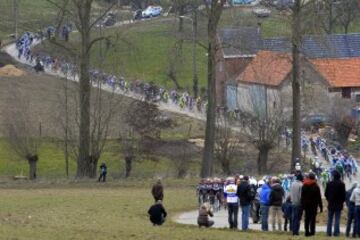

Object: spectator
[269,177,285,231]
[259,179,272,231]
[346,183,357,237]
[151,179,164,202]
[237,176,254,230]
[148,200,167,226]
[301,172,323,237]
[282,196,292,232]
[350,183,360,237]
[197,203,214,228]
[224,177,239,229]
[253,180,264,224]
[98,162,107,182]
[325,170,346,237]
[290,173,303,235]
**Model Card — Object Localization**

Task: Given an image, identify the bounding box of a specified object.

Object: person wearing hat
[224,177,239,229]
[325,170,346,237]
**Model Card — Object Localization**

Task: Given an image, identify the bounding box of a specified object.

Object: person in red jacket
[301,172,323,237]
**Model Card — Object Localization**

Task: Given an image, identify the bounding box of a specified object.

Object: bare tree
[318,0,339,34]
[166,40,184,90]
[337,0,359,34]
[201,0,226,178]
[56,67,121,178]
[214,112,240,175]
[236,79,285,174]
[3,92,41,180]
[289,0,321,170]
[119,129,137,178]
[48,0,117,178]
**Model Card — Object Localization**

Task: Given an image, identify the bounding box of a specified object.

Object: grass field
[0,182,349,240]
[0,139,188,179]
[0,0,56,40]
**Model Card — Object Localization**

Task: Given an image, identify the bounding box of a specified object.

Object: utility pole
[192,9,199,98]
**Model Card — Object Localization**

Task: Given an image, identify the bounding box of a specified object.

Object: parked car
[103,13,116,27]
[133,9,143,20]
[96,13,116,28]
[142,6,162,18]
[252,8,271,17]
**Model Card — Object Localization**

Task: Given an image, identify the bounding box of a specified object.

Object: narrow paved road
[176,209,346,232]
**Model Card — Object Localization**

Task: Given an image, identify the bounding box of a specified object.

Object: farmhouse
[216,29,360,114]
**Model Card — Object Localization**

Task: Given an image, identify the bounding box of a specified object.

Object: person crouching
[148,200,167,226]
[198,203,214,228]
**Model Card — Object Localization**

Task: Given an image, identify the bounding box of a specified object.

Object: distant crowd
[194,133,360,237]
[196,168,360,237]
[15,31,209,114]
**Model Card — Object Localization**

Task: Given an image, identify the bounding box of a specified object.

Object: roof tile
[311,58,360,88]
[236,51,292,86]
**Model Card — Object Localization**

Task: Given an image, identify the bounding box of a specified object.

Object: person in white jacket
[350,184,360,237]
[224,177,239,229]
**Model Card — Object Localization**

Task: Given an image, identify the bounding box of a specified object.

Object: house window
[356,94,360,103]
[342,88,351,99]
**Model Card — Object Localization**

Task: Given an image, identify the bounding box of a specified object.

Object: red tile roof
[311,58,360,88]
[236,51,292,87]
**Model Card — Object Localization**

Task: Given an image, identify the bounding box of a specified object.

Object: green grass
[0,183,348,240]
[98,19,208,91]
[0,137,201,180]
[220,7,291,38]
[0,0,57,40]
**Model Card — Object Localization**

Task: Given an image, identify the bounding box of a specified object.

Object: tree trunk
[77,1,92,178]
[257,147,269,175]
[335,121,352,146]
[192,10,199,98]
[125,156,132,178]
[201,2,224,177]
[89,155,99,178]
[221,157,231,175]
[201,29,217,178]
[27,155,38,180]
[328,3,334,34]
[291,0,302,171]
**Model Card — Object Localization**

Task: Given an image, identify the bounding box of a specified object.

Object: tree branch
[89,2,117,30]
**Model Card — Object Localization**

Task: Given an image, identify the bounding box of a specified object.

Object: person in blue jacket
[98,162,107,182]
[259,179,272,231]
